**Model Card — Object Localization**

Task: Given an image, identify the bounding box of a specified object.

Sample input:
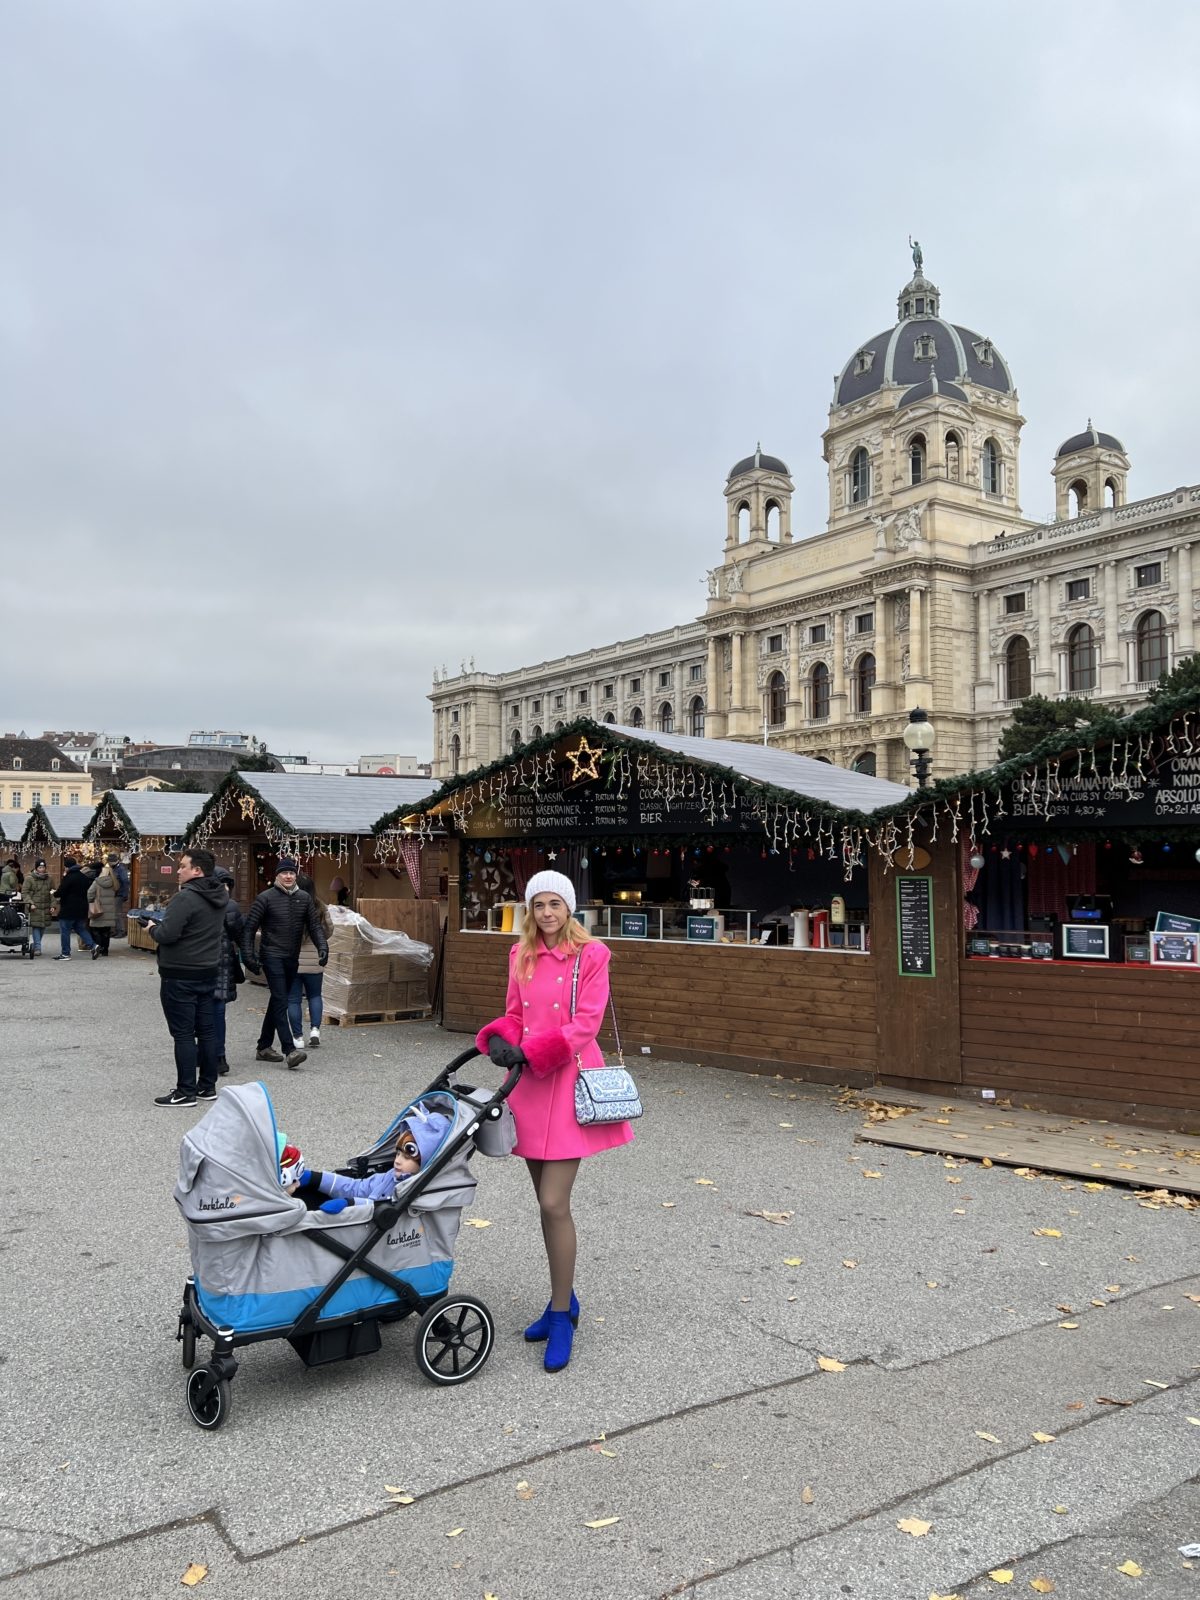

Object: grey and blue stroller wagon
[174,1047,519,1429]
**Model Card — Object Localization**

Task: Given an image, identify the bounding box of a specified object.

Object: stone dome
[728,444,790,481]
[835,261,1015,408]
[1056,423,1125,458]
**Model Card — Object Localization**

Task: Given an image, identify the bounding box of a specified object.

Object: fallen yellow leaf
[946,1176,963,1184]
[783,1257,804,1267]
[1143,1379,1169,1389]
[383,1484,406,1494]
[988,1570,1014,1584]
[1033,1228,1062,1238]
[926,1281,939,1289]
[1031,1431,1056,1443]
[694,1178,715,1186]
[817,1355,846,1372]
[1030,1579,1055,1593]
[897,1517,932,1537]
[1052,1505,1068,1514]
[863,1170,883,1179]
[801,1485,814,1505]
[583,1516,620,1528]
[842,1259,858,1269]
[975,1430,1002,1444]
[516,1480,535,1500]
[180,1567,208,1590]
[982,1157,993,1167]
[464,1218,492,1229]
[1058,1322,1079,1330]
[661,1201,676,1209]
[1187,1417,1200,1426]
[929,1593,963,1600]
[1116,1560,1143,1577]
[1083,1181,1106,1190]
[388,1494,414,1505]
[445,1527,465,1538]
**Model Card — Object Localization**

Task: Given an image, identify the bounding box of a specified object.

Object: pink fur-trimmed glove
[520,1029,573,1079]
[475,1015,522,1054]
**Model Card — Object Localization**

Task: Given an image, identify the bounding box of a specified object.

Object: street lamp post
[902,707,936,788]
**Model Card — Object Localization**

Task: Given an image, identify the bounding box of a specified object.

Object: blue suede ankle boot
[524,1289,580,1342]
[543,1310,575,1372]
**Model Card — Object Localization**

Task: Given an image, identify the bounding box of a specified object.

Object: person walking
[108,853,130,937]
[52,857,96,960]
[22,858,53,956]
[287,871,332,1052]
[241,857,328,1070]
[85,858,119,959]
[148,847,229,1108]
[211,866,245,1077]
[475,870,633,1373]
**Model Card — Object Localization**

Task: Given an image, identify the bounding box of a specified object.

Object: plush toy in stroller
[173,1047,520,1429]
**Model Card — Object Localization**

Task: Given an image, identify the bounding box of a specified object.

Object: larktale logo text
[387,1226,423,1249]
[198,1195,243,1211]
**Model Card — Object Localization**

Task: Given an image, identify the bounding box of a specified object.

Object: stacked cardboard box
[323,923,431,1020]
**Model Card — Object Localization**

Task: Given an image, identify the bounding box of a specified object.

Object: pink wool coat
[476,937,635,1161]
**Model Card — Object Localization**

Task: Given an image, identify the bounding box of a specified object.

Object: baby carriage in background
[0,893,33,960]
[173,1046,520,1429]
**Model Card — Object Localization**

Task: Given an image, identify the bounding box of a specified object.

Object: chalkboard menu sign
[619,912,649,939]
[1062,924,1109,960]
[463,781,755,839]
[1154,911,1200,935]
[896,876,935,977]
[686,915,719,943]
[1004,751,1200,829]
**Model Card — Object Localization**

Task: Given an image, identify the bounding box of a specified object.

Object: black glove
[243,953,261,975]
[318,948,329,967]
[488,1036,526,1070]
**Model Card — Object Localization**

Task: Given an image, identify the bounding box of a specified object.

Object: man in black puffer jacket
[149,847,229,1107]
[241,857,328,1070]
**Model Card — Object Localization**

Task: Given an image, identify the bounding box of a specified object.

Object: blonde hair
[515,898,592,981]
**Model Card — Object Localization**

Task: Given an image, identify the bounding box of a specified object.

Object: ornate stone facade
[430,255,1199,783]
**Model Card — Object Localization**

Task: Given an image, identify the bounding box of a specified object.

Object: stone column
[976,591,992,703]
[831,610,847,723]
[1034,576,1055,694]
[787,620,803,727]
[908,588,925,681]
[706,635,720,728]
[874,598,891,712]
[730,631,744,711]
[1101,560,1121,694]
[1177,544,1194,657]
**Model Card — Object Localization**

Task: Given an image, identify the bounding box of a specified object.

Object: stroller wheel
[414,1295,495,1387]
[186,1364,231,1429]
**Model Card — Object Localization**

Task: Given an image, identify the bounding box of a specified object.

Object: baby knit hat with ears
[524,870,576,914]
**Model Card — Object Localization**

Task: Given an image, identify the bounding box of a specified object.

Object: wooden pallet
[324,1007,432,1028]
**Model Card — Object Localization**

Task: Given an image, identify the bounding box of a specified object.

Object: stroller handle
[432,1044,524,1102]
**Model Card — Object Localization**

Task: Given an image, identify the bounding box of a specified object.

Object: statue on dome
[909,236,923,274]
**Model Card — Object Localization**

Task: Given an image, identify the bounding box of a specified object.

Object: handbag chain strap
[569,951,624,1068]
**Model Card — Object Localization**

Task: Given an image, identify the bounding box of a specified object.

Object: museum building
[429,252,1199,784]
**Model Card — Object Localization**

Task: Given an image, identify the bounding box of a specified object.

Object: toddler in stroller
[300,1104,452,1213]
[174,1047,520,1429]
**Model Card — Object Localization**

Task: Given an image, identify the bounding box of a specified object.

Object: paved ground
[2,941,1199,1599]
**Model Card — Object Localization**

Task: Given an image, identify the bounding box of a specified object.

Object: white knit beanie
[524,870,577,914]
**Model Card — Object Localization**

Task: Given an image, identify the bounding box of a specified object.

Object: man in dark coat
[107,852,130,937]
[52,858,97,960]
[241,857,328,1070]
[148,846,229,1107]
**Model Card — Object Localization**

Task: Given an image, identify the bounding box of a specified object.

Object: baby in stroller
[298,1106,452,1213]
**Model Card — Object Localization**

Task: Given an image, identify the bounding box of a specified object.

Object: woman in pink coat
[476,870,633,1372]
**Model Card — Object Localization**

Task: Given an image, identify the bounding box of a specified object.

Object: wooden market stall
[386,720,912,1085]
[18,802,95,873]
[82,791,207,913]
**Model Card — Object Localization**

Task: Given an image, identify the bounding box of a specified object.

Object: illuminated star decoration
[565,737,603,783]
[238,794,259,822]
[999,846,1012,860]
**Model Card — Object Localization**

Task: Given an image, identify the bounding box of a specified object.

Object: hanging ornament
[1028,844,1038,857]
[1162,843,1171,853]
[483,851,493,864]
[969,852,985,870]
[1194,847,1200,864]
[580,856,589,868]
[1129,846,1144,865]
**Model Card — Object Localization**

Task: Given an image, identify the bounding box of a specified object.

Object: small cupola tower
[1053,423,1131,519]
[724,445,794,551]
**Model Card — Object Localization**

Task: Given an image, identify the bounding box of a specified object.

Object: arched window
[658,702,673,734]
[603,712,616,724]
[1067,624,1097,692]
[531,725,543,739]
[909,434,926,486]
[765,500,781,541]
[553,720,565,733]
[736,501,750,542]
[810,661,830,720]
[630,706,644,728]
[945,431,961,482]
[767,671,786,727]
[1105,476,1120,508]
[1005,635,1031,701]
[1136,610,1168,682]
[1069,479,1088,517]
[855,653,876,714]
[510,730,522,752]
[982,438,1001,495]
[689,696,705,737]
[449,735,461,775]
[850,448,870,505]
[852,751,876,776]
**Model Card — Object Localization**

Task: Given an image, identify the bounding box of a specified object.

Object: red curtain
[1026,842,1097,920]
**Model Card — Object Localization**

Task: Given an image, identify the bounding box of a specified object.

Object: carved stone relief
[893,595,911,632]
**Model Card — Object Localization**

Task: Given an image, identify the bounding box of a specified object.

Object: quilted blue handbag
[569,953,643,1125]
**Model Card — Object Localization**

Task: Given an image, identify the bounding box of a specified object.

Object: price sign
[896,876,935,977]
[686,915,719,943]
[1150,930,1200,967]
[1154,911,1200,935]
[619,912,649,939]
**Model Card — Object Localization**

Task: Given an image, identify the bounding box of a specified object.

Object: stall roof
[83,791,207,842]
[375,717,912,835]
[190,771,435,843]
[20,802,92,848]
[1,812,30,844]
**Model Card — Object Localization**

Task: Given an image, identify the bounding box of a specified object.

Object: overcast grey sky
[3,1,1198,760]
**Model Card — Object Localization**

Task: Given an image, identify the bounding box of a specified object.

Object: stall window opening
[1136,610,1169,682]
[1067,623,1097,692]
